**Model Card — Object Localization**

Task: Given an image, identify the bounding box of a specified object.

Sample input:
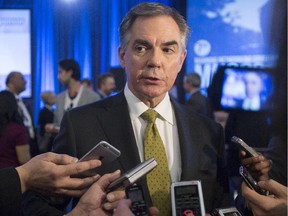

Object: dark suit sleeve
[0,168,22,216]
[214,123,230,209]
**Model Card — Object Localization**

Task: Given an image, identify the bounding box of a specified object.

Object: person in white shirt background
[5,71,39,156]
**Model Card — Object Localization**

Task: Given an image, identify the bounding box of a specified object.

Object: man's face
[11,73,26,94]
[183,77,191,93]
[244,73,263,98]
[102,77,116,95]
[118,15,187,106]
[58,66,72,85]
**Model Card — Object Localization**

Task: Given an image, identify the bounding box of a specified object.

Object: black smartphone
[126,185,148,216]
[239,166,266,195]
[231,136,258,157]
[106,157,157,192]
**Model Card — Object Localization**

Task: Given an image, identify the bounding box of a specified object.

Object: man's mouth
[144,76,160,81]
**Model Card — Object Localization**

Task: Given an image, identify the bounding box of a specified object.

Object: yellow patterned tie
[141,109,171,216]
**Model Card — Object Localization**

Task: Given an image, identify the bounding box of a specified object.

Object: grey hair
[185,73,201,88]
[119,2,190,51]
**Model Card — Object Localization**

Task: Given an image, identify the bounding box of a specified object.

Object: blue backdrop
[0,0,185,124]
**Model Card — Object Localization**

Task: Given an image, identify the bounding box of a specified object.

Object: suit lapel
[96,92,141,172]
[172,100,201,180]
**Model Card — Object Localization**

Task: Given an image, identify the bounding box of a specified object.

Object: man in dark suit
[96,73,116,99]
[5,71,39,156]
[22,3,229,215]
[183,72,213,118]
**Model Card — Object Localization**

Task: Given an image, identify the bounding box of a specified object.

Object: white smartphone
[231,136,258,157]
[106,157,157,192]
[79,140,121,162]
[171,180,206,216]
[75,141,121,177]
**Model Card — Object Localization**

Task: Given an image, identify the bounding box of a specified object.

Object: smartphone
[75,141,121,177]
[239,166,266,195]
[171,181,206,216]
[106,157,157,192]
[125,185,148,216]
[231,136,258,157]
[211,207,242,216]
[79,141,121,162]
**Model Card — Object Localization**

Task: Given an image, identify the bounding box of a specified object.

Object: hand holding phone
[231,136,258,157]
[239,166,267,195]
[74,141,121,177]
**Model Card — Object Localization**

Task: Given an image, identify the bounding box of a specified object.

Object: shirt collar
[124,84,174,125]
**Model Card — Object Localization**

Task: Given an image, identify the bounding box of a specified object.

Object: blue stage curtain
[33,0,58,125]
[1,0,184,124]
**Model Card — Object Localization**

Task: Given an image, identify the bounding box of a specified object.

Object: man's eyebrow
[132,39,179,48]
[133,39,152,47]
[162,40,179,47]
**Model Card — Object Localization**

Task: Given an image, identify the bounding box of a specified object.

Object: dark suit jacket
[22,91,229,215]
[38,107,54,136]
[0,168,22,216]
[185,91,213,118]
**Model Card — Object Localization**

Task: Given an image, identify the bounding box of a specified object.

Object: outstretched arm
[242,179,287,216]
[16,152,101,196]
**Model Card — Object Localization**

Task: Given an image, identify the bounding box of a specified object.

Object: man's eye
[135,46,146,53]
[163,47,174,53]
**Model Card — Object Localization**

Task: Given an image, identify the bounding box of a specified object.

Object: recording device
[211,207,242,216]
[239,166,267,195]
[171,180,206,216]
[107,157,157,192]
[231,136,258,157]
[125,185,148,216]
[75,141,121,177]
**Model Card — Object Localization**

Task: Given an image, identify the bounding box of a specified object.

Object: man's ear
[118,47,125,68]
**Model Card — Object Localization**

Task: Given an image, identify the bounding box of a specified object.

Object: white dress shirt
[16,96,35,139]
[64,86,84,111]
[124,84,182,182]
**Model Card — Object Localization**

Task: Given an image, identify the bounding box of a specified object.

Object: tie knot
[141,109,158,123]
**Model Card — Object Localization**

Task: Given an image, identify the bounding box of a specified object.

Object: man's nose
[147,49,161,68]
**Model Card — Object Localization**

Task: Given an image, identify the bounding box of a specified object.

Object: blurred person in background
[96,73,116,99]
[5,71,39,156]
[183,72,213,118]
[81,78,94,90]
[45,59,100,134]
[0,91,31,168]
[38,91,56,153]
